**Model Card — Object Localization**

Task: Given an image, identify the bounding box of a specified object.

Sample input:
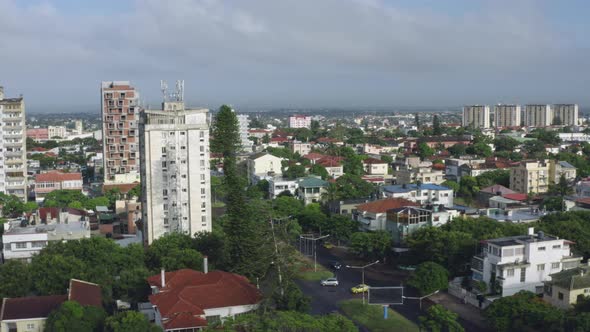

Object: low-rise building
[395,167,444,185]
[363,158,388,176]
[471,228,581,297]
[2,218,91,262]
[386,205,458,244]
[33,171,83,203]
[247,153,284,183]
[290,141,311,156]
[544,264,590,309]
[317,158,344,179]
[26,128,49,142]
[268,177,299,199]
[296,176,328,205]
[147,268,262,331]
[381,184,454,207]
[327,198,372,215]
[0,279,102,332]
[510,160,577,194]
[477,185,516,206]
[354,198,418,232]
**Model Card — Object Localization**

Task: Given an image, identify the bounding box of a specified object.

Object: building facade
[381,184,454,207]
[471,228,581,297]
[101,81,141,184]
[247,153,284,183]
[510,160,577,194]
[34,171,83,203]
[462,105,490,129]
[494,104,521,128]
[524,104,552,127]
[552,104,578,126]
[544,265,590,309]
[140,98,212,245]
[0,86,27,201]
[47,126,67,139]
[236,114,253,152]
[288,115,312,129]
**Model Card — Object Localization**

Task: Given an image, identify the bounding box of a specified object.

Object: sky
[1,0,589,112]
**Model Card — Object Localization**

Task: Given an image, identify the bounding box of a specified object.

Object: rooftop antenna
[160,80,169,102]
[175,80,184,102]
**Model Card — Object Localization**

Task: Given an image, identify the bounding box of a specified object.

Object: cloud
[0,0,588,110]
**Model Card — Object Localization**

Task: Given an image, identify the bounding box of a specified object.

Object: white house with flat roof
[471,228,581,297]
[381,184,454,207]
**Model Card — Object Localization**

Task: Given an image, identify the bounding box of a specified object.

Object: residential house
[247,153,284,183]
[363,158,388,176]
[381,184,454,207]
[247,129,272,140]
[147,268,262,331]
[459,163,500,179]
[477,184,516,206]
[395,167,444,185]
[405,136,472,152]
[479,208,545,223]
[544,264,590,309]
[114,199,141,234]
[33,171,83,203]
[510,160,577,194]
[488,196,525,210]
[302,153,327,165]
[317,158,344,179]
[290,141,311,156]
[386,205,458,244]
[0,279,101,332]
[268,177,299,199]
[471,228,581,297]
[575,179,590,197]
[327,198,372,215]
[354,198,418,231]
[296,176,328,205]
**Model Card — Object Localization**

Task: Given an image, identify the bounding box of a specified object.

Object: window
[553,245,561,249]
[552,263,560,269]
[585,289,590,294]
[538,246,546,251]
[507,269,515,277]
[200,174,205,181]
[201,188,206,194]
[26,323,35,330]
[202,216,207,222]
[32,241,45,248]
[15,242,26,249]
[558,292,564,300]
[520,268,526,282]
[537,264,545,271]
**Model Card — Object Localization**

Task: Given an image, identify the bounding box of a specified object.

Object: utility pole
[269,215,293,297]
[300,234,330,272]
[347,260,380,304]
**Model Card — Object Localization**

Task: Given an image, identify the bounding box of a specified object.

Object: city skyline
[2,0,590,111]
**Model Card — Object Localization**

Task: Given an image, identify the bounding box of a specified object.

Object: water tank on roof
[538,231,545,239]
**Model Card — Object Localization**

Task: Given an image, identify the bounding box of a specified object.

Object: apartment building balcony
[4,151,23,157]
[3,117,23,123]
[3,141,24,147]
[471,254,485,273]
[3,133,23,139]
[2,107,23,113]
[3,125,22,131]
[5,158,23,165]
[6,181,26,189]
[6,176,25,183]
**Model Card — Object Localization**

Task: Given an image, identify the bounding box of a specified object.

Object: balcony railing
[471,256,484,272]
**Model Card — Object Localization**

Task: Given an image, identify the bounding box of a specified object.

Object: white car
[320,278,339,286]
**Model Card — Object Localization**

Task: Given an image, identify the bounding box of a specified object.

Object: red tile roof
[503,193,528,201]
[318,158,342,167]
[39,207,60,221]
[357,198,419,214]
[68,279,102,307]
[35,171,82,183]
[147,269,262,330]
[102,182,139,194]
[0,295,67,320]
[479,184,515,195]
[303,153,327,161]
[575,197,590,205]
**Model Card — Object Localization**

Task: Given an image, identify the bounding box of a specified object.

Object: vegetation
[105,311,162,332]
[419,304,464,332]
[219,310,357,332]
[339,299,419,332]
[45,301,107,332]
[0,193,37,217]
[349,231,392,261]
[407,262,449,296]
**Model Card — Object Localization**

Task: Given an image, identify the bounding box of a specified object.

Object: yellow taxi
[351,284,370,294]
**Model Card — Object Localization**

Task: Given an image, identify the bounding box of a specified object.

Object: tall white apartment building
[139,83,212,245]
[74,120,83,135]
[494,104,521,128]
[462,105,490,129]
[237,114,253,152]
[0,86,27,201]
[524,104,552,127]
[289,115,312,129]
[552,104,578,126]
[471,228,581,297]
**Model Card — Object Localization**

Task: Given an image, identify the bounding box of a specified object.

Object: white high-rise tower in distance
[139,81,212,244]
[524,104,552,127]
[462,105,490,129]
[494,104,521,128]
[552,104,578,126]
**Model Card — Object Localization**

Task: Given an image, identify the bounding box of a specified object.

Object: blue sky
[1,0,589,112]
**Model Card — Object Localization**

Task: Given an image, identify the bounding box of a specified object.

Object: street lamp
[300,234,330,272]
[347,260,380,304]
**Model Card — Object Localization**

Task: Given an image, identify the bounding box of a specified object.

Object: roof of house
[363,157,387,165]
[147,269,261,330]
[297,176,329,188]
[559,161,576,169]
[35,171,82,182]
[68,279,102,307]
[102,182,139,194]
[383,184,452,193]
[503,193,528,201]
[318,158,342,167]
[249,152,282,161]
[489,196,522,204]
[357,198,418,214]
[303,153,327,161]
[547,266,590,290]
[479,184,516,195]
[0,295,68,320]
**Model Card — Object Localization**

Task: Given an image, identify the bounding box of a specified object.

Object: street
[296,245,489,332]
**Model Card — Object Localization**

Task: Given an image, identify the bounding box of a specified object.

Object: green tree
[441,180,460,193]
[415,113,421,129]
[146,233,203,271]
[297,204,328,233]
[193,230,230,270]
[419,304,464,332]
[334,174,375,200]
[447,144,467,158]
[128,184,141,199]
[273,280,311,313]
[31,254,86,295]
[43,190,88,208]
[222,311,356,332]
[273,196,304,218]
[408,262,449,295]
[0,193,28,217]
[105,311,162,332]
[45,301,106,332]
[284,164,307,179]
[494,136,521,152]
[417,142,435,160]
[548,174,574,196]
[113,267,151,303]
[309,164,330,180]
[485,291,564,332]
[0,260,32,298]
[458,175,479,198]
[466,142,492,158]
[349,232,373,258]
[432,115,443,136]
[325,215,358,244]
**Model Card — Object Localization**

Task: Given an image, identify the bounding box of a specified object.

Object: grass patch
[338,299,419,332]
[292,250,333,281]
[212,201,226,208]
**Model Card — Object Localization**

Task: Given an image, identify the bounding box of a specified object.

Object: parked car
[351,284,369,293]
[320,278,339,286]
[331,261,342,270]
[323,242,334,249]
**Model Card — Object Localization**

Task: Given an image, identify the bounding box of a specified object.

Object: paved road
[296,245,489,332]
